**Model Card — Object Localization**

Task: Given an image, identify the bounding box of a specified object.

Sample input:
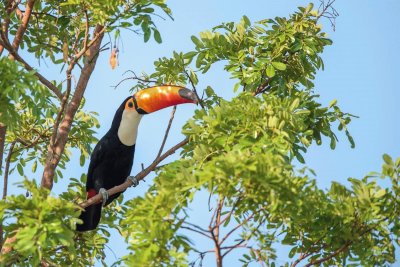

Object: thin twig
[156,106,176,158]
[184,69,205,109]
[181,226,212,239]
[111,70,158,90]
[183,221,210,233]
[219,197,242,226]
[221,239,246,258]
[2,141,16,199]
[219,213,254,245]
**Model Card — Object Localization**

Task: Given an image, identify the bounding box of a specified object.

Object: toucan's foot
[99,188,109,206]
[127,176,139,187]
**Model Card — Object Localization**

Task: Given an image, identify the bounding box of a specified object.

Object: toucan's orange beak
[133,85,198,114]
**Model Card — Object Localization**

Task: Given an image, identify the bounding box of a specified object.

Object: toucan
[76,85,197,231]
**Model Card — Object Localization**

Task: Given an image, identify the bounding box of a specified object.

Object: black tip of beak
[178,88,198,104]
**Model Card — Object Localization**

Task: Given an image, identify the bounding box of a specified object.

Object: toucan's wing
[86,136,108,191]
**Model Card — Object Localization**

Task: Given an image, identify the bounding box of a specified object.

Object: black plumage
[77,97,135,231]
[76,86,197,231]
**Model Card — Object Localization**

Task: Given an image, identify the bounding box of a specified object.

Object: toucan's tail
[76,203,102,231]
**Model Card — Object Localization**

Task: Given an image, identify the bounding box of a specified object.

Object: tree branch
[11,0,35,51]
[219,197,242,226]
[181,225,212,239]
[183,221,210,234]
[0,125,6,172]
[111,70,158,90]
[78,138,188,209]
[41,24,105,190]
[221,239,246,258]
[2,141,16,200]
[184,69,205,109]
[219,213,254,245]
[209,197,224,267]
[303,241,351,267]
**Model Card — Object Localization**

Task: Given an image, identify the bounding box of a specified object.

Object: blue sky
[6,0,400,266]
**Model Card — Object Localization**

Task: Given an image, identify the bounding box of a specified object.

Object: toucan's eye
[128,101,134,108]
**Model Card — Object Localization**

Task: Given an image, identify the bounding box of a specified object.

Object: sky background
[5,0,400,266]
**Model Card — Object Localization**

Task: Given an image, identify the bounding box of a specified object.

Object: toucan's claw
[99,188,109,207]
[127,176,139,187]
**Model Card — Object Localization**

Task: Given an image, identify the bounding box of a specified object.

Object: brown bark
[41,25,105,190]
[11,0,35,51]
[0,125,6,171]
[2,141,15,199]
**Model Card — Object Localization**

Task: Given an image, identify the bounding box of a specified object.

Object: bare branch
[221,239,246,258]
[111,70,158,90]
[184,69,205,109]
[2,141,16,199]
[219,197,242,226]
[183,221,210,234]
[317,0,339,31]
[209,197,224,267]
[156,106,176,158]
[181,226,212,239]
[219,213,254,245]
[0,125,6,171]
[79,138,188,209]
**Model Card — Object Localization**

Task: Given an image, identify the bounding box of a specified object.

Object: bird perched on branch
[76,85,197,231]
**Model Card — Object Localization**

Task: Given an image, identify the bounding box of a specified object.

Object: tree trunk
[41,25,105,190]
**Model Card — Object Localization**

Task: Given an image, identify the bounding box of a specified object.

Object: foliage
[119,4,399,267]
[0,57,99,180]
[0,0,170,68]
[0,2,398,267]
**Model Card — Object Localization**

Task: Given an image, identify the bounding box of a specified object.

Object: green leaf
[271,61,287,71]
[153,29,162,44]
[383,154,393,165]
[330,136,336,149]
[144,30,151,43]
[17,164,24,176]
[233,82,240,93]
[32,161,37,173]
[183,51,197,59]
[329,99,337,108]
[375,189,386,198]
[80,154,85,167]
[266,64,275,77]
[305,3,314,13]
[191,36,202,47]
[295,152,305,164]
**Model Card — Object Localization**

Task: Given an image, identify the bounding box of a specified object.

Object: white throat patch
[117,109,142,146]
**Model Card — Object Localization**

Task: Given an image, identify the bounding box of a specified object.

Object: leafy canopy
[0,2,398,267]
